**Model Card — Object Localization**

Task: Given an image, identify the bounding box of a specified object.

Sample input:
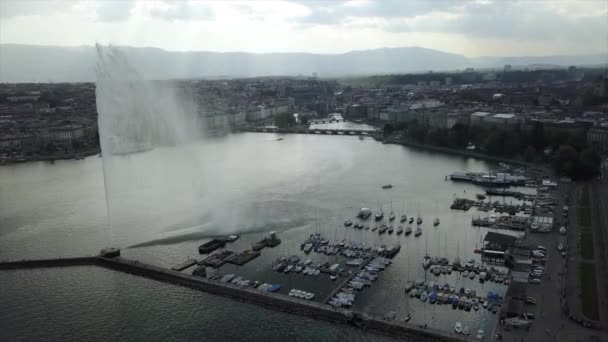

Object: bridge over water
[237,126,379,136]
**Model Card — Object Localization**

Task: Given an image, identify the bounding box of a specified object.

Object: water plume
[96,44,206,246]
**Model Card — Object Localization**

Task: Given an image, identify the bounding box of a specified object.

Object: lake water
[0,132,526,340]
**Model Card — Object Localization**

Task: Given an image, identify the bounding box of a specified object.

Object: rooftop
[493,113,516,119]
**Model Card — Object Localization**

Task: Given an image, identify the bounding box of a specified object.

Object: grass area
[580,232,595,259]
[580,262,600,321]
[579,185,592,228]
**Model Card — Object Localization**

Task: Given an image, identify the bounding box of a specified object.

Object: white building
[470,111,491,126]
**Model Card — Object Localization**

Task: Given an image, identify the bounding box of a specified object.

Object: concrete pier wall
[1,257,467,341]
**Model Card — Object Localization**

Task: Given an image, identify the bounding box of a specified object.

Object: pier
[323,254,375,304]
[1,255,466,342]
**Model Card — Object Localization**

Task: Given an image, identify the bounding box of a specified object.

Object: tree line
[385,121,601,180]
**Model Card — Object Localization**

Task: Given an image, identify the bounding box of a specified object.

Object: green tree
[523,145,537,162]
[553,144,579,177]
[274,112,295,128]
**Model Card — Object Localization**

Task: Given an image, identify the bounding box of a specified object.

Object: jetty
[1,253,467,342]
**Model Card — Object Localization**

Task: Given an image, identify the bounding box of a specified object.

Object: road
[591,180,608,330]
[499,182,608,342]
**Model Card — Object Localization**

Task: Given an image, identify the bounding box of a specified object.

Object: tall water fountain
[95,45,327,248]
[96,45,207,246]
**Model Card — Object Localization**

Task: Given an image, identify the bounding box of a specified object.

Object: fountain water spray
[96,45,206,246]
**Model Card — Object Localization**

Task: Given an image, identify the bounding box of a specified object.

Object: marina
[1,133,558,340]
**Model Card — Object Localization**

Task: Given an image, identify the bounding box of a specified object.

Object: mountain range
[0,44,605,83]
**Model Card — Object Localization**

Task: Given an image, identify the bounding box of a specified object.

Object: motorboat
[405,281,415,292]
[372,226,378,232]
[409,217,414,224]
[557,243,564,251]
[404,313,411,322]
[414,227,422,237]
[397,226,403,235]
[420,291,428,302]
[463,326,470,336]
[463,270,469,278]
[455,322,463,334]
[476,330,484,339]
[382,184,393,189]
[417,217,423,225]
[400,214,407,223]
[358,208,372,219]
[344,220,353,227]
[388,226,394,234]
[405,226,412,235]
[469,271,476,279]
[433,218,440,226]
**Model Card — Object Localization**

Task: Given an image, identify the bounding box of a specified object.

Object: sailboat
[422,237,432,269]
[416,203,423,225]
[433,201,440,226]
[454,241,461,268]
[389,201,396,221]
[405,226,412,235]
[375,201,384,221]
[414,226,422,237]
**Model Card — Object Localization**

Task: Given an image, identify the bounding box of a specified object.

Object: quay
[485,189,536,200]
[0,254,466,342]
[451,197,532,214]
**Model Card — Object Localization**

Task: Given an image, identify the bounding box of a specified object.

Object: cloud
[149,2,213,21]
[290,0,608,48]
[0,0,72,19]
[96,0,135,22]
[384,0,608,43]
[293,0,462,25]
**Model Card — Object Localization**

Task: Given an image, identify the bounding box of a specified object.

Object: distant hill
[0,44,605,83]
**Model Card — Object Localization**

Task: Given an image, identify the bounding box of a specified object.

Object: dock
[323,254,375,304]
[1,255,467,342]
[171,259,197,271]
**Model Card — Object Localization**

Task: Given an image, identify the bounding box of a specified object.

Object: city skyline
[0,0,607,57]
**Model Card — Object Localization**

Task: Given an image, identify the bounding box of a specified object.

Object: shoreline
[381,136,541,169]
[0,148,100,165]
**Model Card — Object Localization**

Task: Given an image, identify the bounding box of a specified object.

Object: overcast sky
[0,0,606,56]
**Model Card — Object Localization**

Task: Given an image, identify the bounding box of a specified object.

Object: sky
[0,0,606,57]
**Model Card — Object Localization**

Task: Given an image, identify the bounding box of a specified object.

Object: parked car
[522,313,536,320]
